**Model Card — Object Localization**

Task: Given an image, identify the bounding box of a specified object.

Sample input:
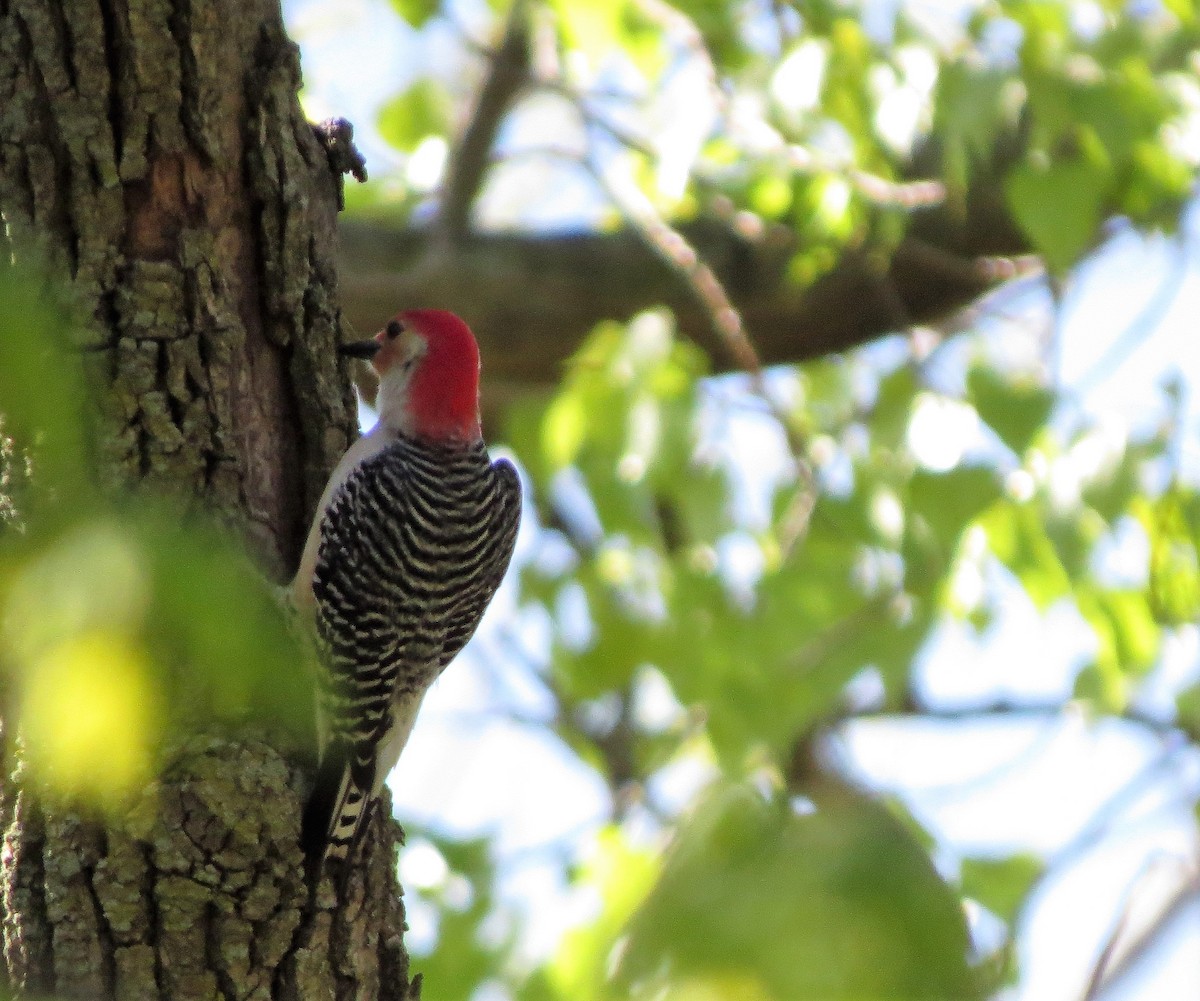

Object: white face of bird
[372,319,428,429]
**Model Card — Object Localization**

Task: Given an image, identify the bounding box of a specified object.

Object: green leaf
[504,394,553,484]
[618,784,979,1000]
[1073,661,1126,713]
[1079,587,1161,679]
[546,825,660,1001]
[1124,140,1194,222]
[1147,488,1200,626]
[797,174,855,241]
[748,174,792,219]
[871,365,918,449]
[1161,0,1195,22]
[909,466,1001,553]
[1177,682,1200,741]
[388,0,439,28]
[822,18,874,152]
[983,501,1071,609]
[549,0,625,63]
[671,463,732,545]
[541,391,588,470]
[967,368,1054,455]
[1043,508,1102,581]
[935,61,1010,191]
[378,79,450,152]
[1083,446,1144,523]
[4,525,163,807]
[1079,63,1173,161]
[1006,155,1109,273]
[0,261,91,507]
[669,0,747,69]
[960,853,1044,925]
[799,357,857,433]
[0,508,309,809]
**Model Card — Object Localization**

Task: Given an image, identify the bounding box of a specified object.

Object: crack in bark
[140,842,166,998]
[204,902,237,1001]
[270,871,319,1001]
[96,0,123,165]
[2,736,412,998]
[168,0,202,156]
[329,881,358,1001]
[81,833,119,999]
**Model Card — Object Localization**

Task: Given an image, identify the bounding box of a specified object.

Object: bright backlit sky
[287,1,1200,997]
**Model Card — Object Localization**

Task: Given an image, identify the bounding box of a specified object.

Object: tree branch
[1090,868,1200,1001]
[338,210,1035,408]
[866,698,1184,738]
[437,0,530,244]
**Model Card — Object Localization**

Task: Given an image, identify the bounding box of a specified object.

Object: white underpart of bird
[293,309,522,868]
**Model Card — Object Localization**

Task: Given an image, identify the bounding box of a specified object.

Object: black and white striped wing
[434,456,521,672]
[303,437,521,863]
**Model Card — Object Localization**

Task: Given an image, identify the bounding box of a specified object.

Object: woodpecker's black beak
[339,339,382,360]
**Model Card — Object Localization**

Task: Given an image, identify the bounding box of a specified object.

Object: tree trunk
[0,0,416,997]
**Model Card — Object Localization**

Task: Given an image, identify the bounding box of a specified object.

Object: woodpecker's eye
[386,319,404,340]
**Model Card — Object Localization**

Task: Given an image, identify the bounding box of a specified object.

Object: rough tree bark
[0,0,416,997]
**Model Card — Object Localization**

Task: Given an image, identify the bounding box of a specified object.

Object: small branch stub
[312,118,369,211]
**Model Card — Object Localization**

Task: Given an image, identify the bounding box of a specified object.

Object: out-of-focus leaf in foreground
[0,258,89,514]
[617,783,979,1001]
[0,509,311,809]
[0,258,311,810]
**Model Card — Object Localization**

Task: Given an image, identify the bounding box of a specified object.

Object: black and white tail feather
[301,435,521,875]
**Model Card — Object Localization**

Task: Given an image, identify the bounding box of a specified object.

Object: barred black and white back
[301,435,521,867]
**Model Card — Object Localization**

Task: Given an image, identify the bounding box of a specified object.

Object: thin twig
[863,698,1184,739]
[1086,865,1200,1001]
[1080,858,1153,1001]
[582,151,820,545]
[1044,750,1184,891]
[583,154,759,370]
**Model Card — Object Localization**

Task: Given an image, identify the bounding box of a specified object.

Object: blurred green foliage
[617,783,976,1000]
[391,301,1196,999]
[400,833,514,1001]
[342,0,1200,996]
[0,261,311,812]
[4,0,1198,996]
[359,0,1199,282]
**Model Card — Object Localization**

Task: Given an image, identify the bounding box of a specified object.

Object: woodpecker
[294,309,521,868]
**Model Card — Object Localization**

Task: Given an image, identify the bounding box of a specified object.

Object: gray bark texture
[0,0,418,997]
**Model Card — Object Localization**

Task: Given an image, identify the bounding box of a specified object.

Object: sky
[287,0,1200,997]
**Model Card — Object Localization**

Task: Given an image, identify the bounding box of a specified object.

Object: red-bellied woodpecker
[293,309,521,868]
